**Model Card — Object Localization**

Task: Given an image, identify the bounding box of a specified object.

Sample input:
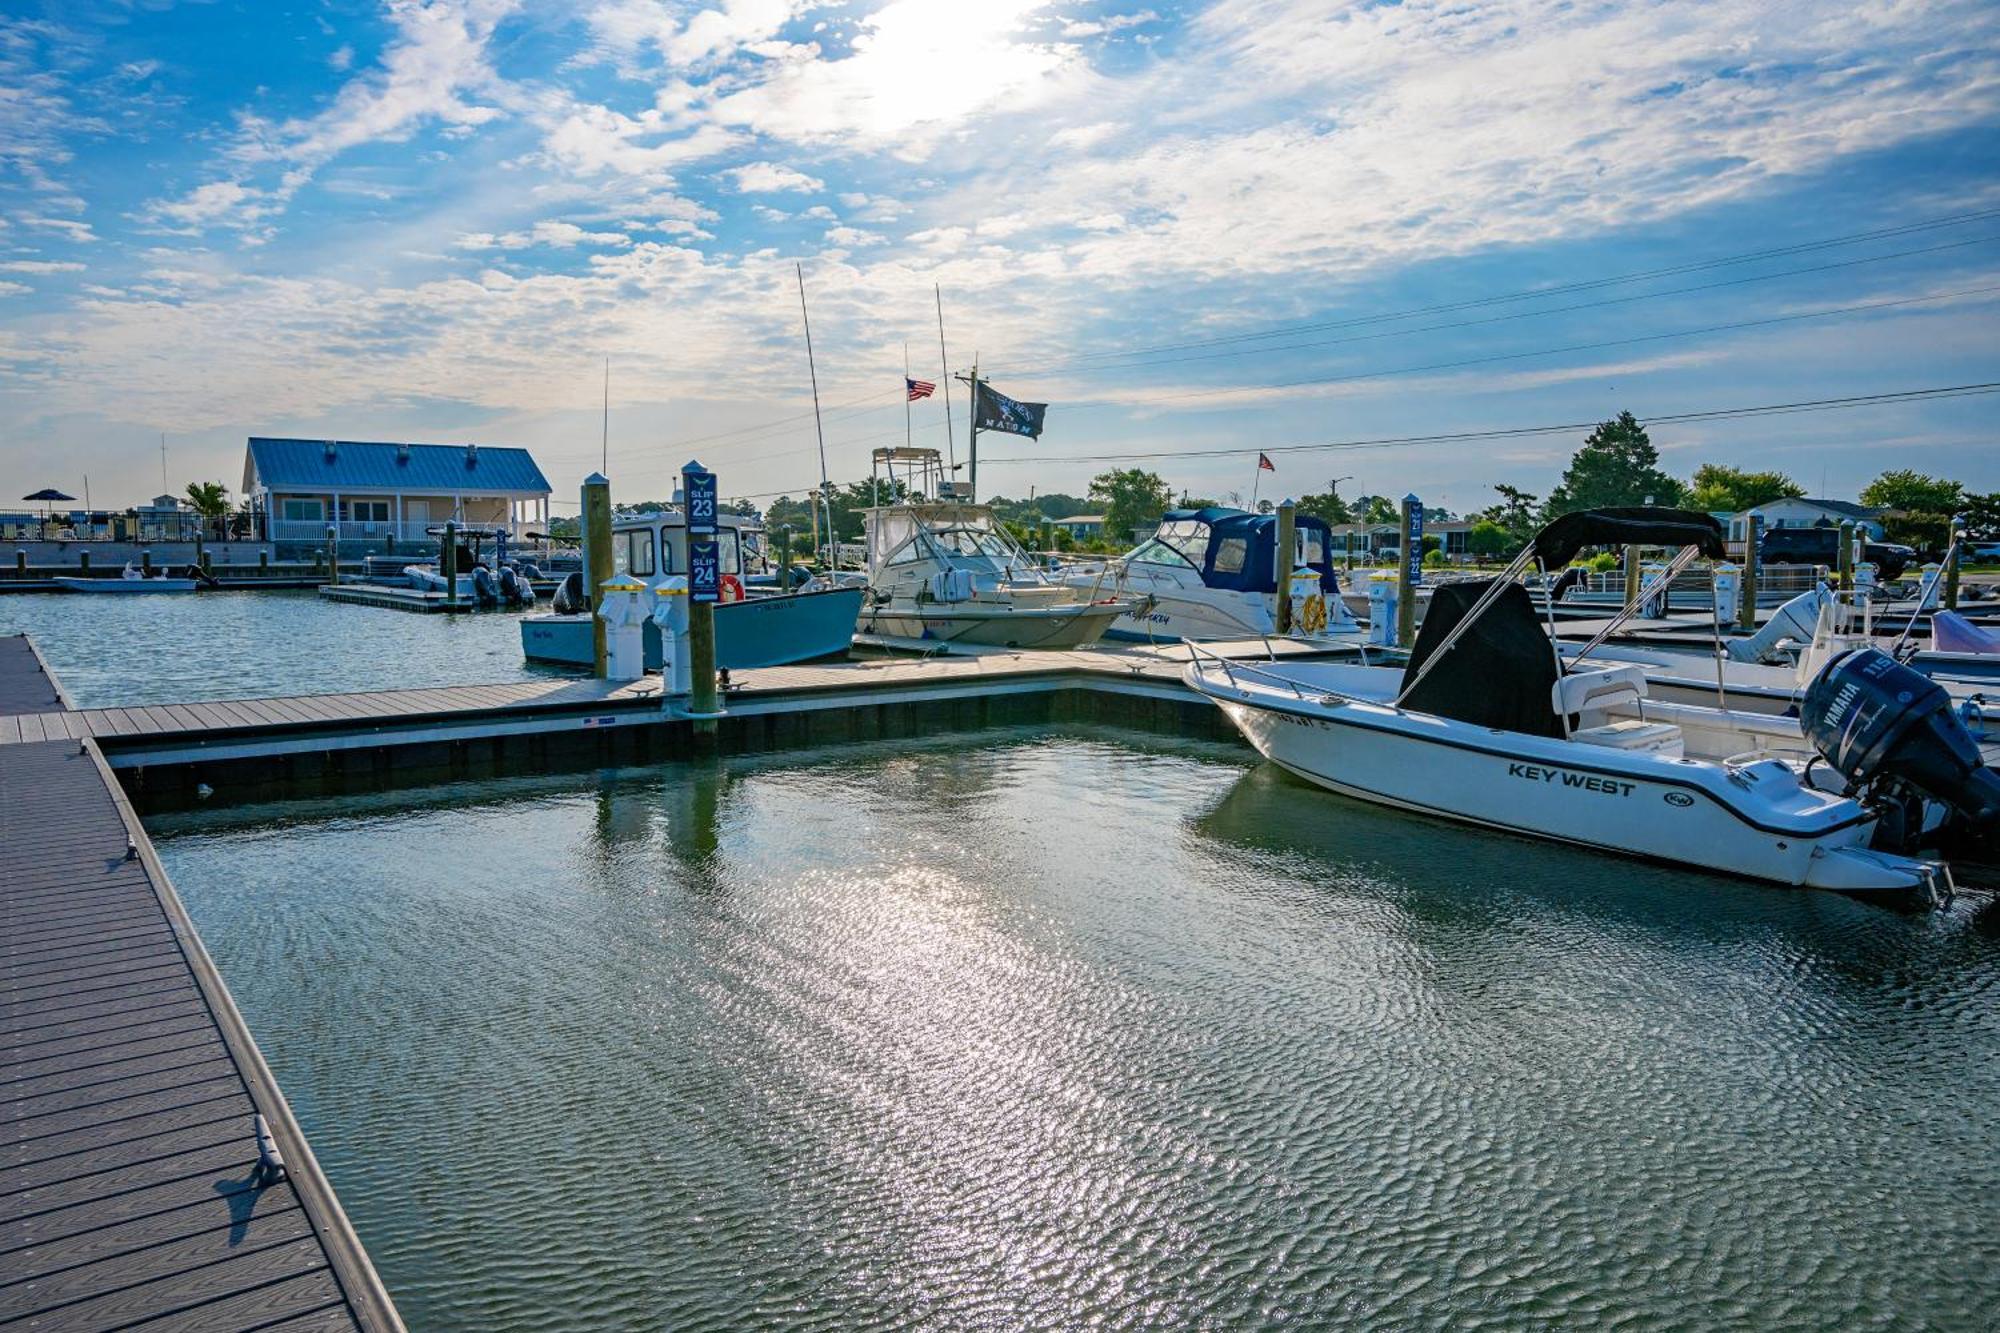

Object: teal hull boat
[520,587,861,671]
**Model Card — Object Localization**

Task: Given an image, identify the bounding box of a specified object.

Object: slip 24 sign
[683,461,719,605]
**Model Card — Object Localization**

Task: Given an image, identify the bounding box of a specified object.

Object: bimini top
[1143,507,1338,593]
[1529,506,1727,567]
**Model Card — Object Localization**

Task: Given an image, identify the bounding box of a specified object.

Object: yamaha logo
[1663,792,1695,807]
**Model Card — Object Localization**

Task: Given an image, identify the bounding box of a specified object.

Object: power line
[1015,234,1999,379]
[983,204,2000,376]
[1035,282,2000,416]
[707,382,2000,500]
[987,383,2000,466]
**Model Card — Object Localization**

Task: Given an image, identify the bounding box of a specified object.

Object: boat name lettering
[1505,762,1633,797]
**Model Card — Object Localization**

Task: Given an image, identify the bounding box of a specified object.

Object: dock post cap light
[583,472,609,487]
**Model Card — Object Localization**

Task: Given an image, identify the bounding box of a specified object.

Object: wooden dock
[0,636,402,1331]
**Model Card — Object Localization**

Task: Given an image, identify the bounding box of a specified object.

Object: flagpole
[796,263,835,568]
[600,356,609,475]
[966,357,980,504]
[935,285,955,478]
[1250,457,1262,510]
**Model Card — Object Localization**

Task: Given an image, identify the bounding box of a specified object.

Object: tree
[1088,468,1173,545]
[1860,469,1964,516]
[1478,484,1540,544]
[1351,494,1397,525]
[1543,412,1684,517]
[1686,464,1804,513]
[1295,488,1353,526]
[1468,520,1512,560]
[1961,492,2000,541]
[184,481,230,539]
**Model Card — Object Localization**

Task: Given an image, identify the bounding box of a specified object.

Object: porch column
[396,493,404,538]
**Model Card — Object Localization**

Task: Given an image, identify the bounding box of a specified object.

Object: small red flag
[1257,452,1275,472]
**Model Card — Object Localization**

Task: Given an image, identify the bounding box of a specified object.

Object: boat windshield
[1150,519,1212,569]
[1127,536,1196,569]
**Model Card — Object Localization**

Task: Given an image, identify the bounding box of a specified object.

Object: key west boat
[855,502,1135,651]
[52,564,196,593]
[1065,506,1364,644]
[520,509,861,670]
[1187,508,1998,899]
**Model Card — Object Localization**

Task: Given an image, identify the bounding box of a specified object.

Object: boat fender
[720,573,746,603]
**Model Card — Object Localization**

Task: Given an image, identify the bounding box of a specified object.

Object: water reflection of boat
[1064,506,1365,646]
[855,502,1134,652]
[1187,508,1999,900]
[520,508,859,670]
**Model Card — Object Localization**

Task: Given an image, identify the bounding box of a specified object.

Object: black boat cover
[1399,580,1564,738]
[1529,507,1726,567]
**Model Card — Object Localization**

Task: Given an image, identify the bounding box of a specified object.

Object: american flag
[906,377,936,402]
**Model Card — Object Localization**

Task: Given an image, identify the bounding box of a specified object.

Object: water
[0,590,572,706]
[152,730,2000,1331]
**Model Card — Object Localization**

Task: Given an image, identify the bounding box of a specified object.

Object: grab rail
[1184,639,1360,704]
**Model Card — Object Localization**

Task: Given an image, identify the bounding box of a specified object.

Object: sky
[1,0,1997,518]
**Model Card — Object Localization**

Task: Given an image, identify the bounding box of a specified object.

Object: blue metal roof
[245,437,552,495]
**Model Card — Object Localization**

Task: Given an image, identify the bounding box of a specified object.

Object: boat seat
[1551,664,1649,720]
[1569,718,1685,758]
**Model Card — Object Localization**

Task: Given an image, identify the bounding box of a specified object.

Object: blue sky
[2,0,1997,515]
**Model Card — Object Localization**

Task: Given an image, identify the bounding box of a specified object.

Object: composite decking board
[0,723,386,1332]
[0,638,66,716]
[0,1206,317,1323]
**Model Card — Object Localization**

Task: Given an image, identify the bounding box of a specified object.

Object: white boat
[1186,508,1998,900]
[52,566,196,593]
[1065,506,1366,645]
[520,508,859,670]
[855,502,1135,652]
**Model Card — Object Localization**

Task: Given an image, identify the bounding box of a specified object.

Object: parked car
[1966,541,2000,563]
[1758,526,1913,580]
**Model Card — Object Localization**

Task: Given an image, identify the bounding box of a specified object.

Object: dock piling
[1275,500,1296,633]
[442,521,460,611]
[1946,513,1965,611]
[582,474,613,677]
[1739,514,1762,627]
[1837,521,1855,592]
[1397,494,1421,649]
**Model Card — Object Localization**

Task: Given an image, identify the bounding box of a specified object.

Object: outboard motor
[1726,585,1831,664]
[516,558,544,582]
[1801,648,2000,854]
[551,571,585,615]
[471,565,499,607]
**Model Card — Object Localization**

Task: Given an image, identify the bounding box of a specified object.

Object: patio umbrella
[23,488,76,524]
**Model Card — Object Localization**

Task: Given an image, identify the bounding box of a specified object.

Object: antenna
[796,264,834,566]
[935,285,955,474]
[160,433,168,494]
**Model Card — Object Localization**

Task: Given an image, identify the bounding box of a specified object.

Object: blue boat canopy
[1147,507,1339,592]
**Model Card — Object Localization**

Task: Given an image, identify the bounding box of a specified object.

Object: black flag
[974,381,1047,439]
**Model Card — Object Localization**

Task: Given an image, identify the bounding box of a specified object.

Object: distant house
[1051,514,1107,540]
[242,437,552,549]
[1728,497,1886,543]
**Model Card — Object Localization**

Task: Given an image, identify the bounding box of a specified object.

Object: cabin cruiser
[1187,508,1998,900]
[520,509,861,670]
[855,502,1136,651]
[1066,506,1364,644]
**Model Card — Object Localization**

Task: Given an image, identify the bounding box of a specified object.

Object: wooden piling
[582,474,613,678]
[1275,500,1297,633]
[1738,514,1762,627]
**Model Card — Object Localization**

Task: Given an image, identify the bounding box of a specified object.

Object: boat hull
[1190,668,1923,895]
[521,588,862,670]
[51,576,196,593]
[857,601,1126,651]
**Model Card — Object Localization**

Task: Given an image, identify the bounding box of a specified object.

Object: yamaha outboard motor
[1801,648,2000,854]
[551,571,585,615]
[471,565,499,607]
[516,558,544,582]
[497,565,533,606]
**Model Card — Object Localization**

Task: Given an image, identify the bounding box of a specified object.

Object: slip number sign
[682,461,719,604]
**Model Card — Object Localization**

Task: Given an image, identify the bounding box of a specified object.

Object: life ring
[1299,592,1328,634]
[719,573,746,603]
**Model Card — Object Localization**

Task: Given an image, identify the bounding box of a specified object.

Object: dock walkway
[0,636,400,1331]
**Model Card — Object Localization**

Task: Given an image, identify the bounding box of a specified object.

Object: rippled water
[153,731,2000,1330]
[0,589,569,706]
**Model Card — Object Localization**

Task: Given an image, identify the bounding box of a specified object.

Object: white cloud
[330,45,354,71]
[723,161,824,192]
[824,225,885,247]
[454,220,634,249]
[0,281,30,298]
[1061,11,1157,38]
[0,260,85,273]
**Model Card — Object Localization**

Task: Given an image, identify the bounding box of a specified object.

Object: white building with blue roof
[241,437,553,551]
